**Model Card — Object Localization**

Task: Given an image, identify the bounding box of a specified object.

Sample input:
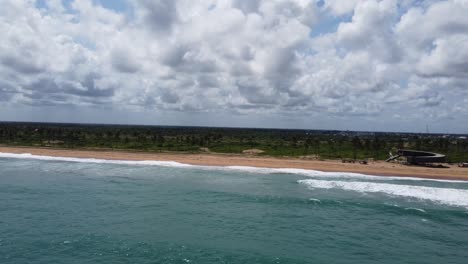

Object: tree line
[0,122,467,162]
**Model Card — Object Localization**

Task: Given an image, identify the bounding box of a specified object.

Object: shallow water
[1,154,468,263]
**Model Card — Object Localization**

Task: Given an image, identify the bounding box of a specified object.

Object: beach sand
[1,146,467,181]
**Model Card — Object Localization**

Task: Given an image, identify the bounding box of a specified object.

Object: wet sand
[1,146,467,181]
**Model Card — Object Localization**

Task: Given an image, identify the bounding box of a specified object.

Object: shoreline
[1,146,467,181]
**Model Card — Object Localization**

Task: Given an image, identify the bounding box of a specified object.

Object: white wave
[298,179,468,208]
[404,207,427,213]
[222,166,466,183]
[0,152,465,183]
[0,152,194,168]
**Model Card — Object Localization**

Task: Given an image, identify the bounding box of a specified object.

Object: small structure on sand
[242,149,265,155]
[386,149,446,165]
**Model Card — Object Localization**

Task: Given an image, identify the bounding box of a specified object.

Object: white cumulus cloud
[0,0,467,132]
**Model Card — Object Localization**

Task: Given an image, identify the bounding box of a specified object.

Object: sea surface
[1,153,468,264]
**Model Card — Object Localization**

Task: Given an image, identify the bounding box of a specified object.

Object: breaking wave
[0,152,465,183]
[298,179,468,208]
[0,152,194,168]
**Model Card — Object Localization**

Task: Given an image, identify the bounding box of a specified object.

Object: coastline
[1,146,467,181]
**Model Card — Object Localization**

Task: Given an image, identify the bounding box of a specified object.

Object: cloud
[111,49,141,73]
[325,0,362,16]
[418,35,468,78]
[232,0,262,14]
[0,54,44,75]
[135,0,178,33]
[0,0,467,131]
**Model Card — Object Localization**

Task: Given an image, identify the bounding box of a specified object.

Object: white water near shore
[0,152,465,183]
[298,179,468,208]
[2,151,468,208]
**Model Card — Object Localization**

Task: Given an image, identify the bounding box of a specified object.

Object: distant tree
[314,138,321,157]
[304,137,313,155]
[352,136,361,160]
[372,137,381,159]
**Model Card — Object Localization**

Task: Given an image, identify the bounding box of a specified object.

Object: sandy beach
[1,146,467,181]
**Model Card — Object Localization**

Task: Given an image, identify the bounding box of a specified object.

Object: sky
[1,0,468,133]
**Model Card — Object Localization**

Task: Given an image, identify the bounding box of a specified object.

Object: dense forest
[0,122,467,162]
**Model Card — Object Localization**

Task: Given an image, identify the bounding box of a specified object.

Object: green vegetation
[1,122,467,162]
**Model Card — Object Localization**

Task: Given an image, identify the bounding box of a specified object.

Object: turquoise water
[1,154,468,263]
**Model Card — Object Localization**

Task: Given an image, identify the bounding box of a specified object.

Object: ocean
[1,153,468,264]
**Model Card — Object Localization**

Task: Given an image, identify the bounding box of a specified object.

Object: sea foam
[298,179,468,208]
[0,152,465,183]
[0,152,193,168]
